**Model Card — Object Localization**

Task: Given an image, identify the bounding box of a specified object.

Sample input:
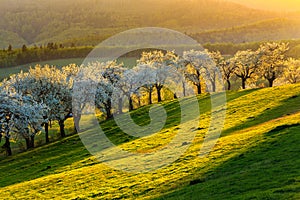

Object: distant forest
[2,39,300,68]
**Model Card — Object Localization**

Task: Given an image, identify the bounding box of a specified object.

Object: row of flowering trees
[222,42,295,89]
[0,65,76,155]
[1,42,300,155]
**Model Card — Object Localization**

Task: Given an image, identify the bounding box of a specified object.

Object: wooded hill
[0,0,284,48]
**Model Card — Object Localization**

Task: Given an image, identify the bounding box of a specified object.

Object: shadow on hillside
[126,89,258,134]
[0,134,93,187]
[0,89,258,188]
[222,93,300,137]
[225,88,259,102]
[157,124,300,199]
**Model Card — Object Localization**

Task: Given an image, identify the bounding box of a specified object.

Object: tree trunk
[227,80,231,91]
[59,120,66,138]
[25,138,30,149]
[30,135,35,148]
[196,71,202,95]
[105,100,113,119]
[241,78,246,89]
[148,88,153,105]
[129,96,134,111]
[118,98,123,114]
[137,96,141,108]
[182,82,186,97]
[268,78,274,87]
[267,72,276,87]
[174,93,178,99]
[157,87,162,102]
[105,106,112,119]
[212,81,216,92]
[3,136,12,156]
[45,122,49,143]
[74,114,81,133]
[197,84,201,95]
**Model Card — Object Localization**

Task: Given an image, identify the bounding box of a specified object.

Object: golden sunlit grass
[0,84,300,199]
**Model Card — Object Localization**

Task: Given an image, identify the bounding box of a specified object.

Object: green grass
[0,84,300,199]
[158,124,300,200]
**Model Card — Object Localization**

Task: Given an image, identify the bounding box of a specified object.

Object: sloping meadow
[0,84,300,199]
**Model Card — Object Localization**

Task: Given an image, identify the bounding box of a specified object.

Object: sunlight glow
[228,0,300,12]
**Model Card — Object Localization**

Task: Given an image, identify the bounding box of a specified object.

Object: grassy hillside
[0,84,300,199]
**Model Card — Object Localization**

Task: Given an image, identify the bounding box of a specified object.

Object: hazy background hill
[0,0,283,48]
[191,18,300,44]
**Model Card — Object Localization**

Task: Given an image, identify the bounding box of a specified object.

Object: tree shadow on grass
[0,89,258,188]
[125,89,258,135]
[222,93,300,137]
[225,88,259,103]
[156,124,300,200]
[0,135,92,187]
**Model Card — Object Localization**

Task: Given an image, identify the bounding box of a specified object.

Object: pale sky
[228,0,300,12]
